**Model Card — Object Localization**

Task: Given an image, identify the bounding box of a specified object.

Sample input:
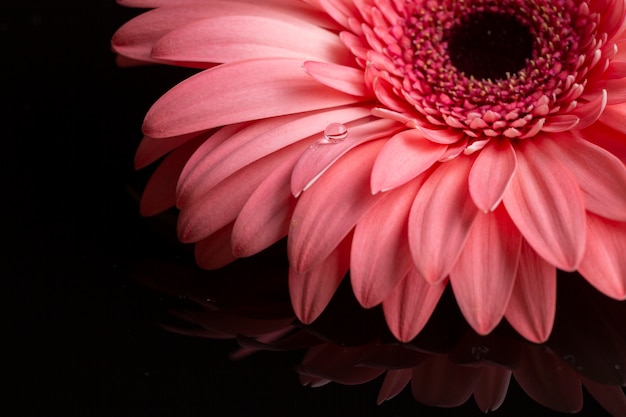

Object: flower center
[446,12,534,81]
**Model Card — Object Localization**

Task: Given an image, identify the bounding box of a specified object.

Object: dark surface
[3,2,617,416]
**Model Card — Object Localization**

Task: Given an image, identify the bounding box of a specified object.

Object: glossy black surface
[5,2,618,416]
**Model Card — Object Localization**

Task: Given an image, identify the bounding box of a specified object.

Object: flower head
[113,0,626,344]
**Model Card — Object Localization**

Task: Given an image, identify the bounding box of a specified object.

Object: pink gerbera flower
[112,0,626,344]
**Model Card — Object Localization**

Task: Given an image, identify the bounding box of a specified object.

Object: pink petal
[382,269,447,342]
[193,224,237,270]
[290,118,401,197]
[177,146,300,242]
[408,156,480,283]
[377,369,412,404]
[303,61,372,97]
[140,135,205,216]
[288,140,385,273]
[468,139,517,212]
[152,15,352,65]
[411,354,480,407]
[370,129,447,193]
[578,214,626,300]
[581,376,626,417]
[177,106,371,205]
[473,366,512,413]
[514,346,583,413]
[449,207,522,335]
[231,152,299,258]
[143,58,366,138]
[504,241,557,343]
[572,90,607,129]
[543,132,626,221]
[503,137,586,271]
[289,235,351,324]
[350,179,422,308]
[135,132,207,170]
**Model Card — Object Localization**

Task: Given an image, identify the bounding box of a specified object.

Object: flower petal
[370,129,447,193]
[152,15,352,65]
[143,58,366,138]
[544,132,626,221]
[288,140,385,273]
[350,179,422,308]
[377,369,412,404]
[581,376,626,417]
[578,214,626,300]
[382,269,447,343]
[193,223,237,270]
[449,207,522,335]
[303,61,373,97]
[504,241,557,343]
[290,118,401,197]
[503,137,586,271]
[408,156,479,283]
[473,366,512,413]
[178,106,371,206]
[468,139,517,212]
[289,235,351,324]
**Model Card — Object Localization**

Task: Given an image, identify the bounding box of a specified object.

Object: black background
[3,2,616,416]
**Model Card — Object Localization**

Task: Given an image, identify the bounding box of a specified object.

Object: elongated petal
[473,366,512,413]
[382,269,446,342]
[503,137,586,271]
[143,58,366,138]
[450,207,522,335]
[231,152,299,258]
[135,132,206,169]
[290,118,401,196]
[288,140,385,273]
[468,139,517,212]
[289,235,351,324]
[504,241,557,343]
[377,369,412,404]
[303,61,373,96]
[544,132,626,221]
[408,156,479,283]
[581,376,626,417]
[140,135,205,216]
[514,346,583,413]
[350,179,422,308]
[370,129,447,193]
[578,214,626,300]
[411,354,480,407]
[152,15,351,65]
[178,106,371,205]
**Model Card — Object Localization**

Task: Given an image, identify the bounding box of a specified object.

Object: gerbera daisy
[112,0,626,344]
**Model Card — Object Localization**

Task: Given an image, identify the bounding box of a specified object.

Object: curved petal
[377,369,412,404]
[193,223,237,270]
[449,207,522,335]
[289,234,351,324]
[143,58,366,138]
[544,132,626,221]
[514,346,583,413]
[468,139,517,212]
[231,154,299,258]
[578,214,626,300]
[382,269,447,343]
[370,129,447,193]
[290,118,401,197]
[350,179,422,308]
[303,61,373,97]
[152,15,352,65]
[503,137,586,271]
[473,366,512,413]
[408,156,480,283]
[178,106,371,205]
[504,241,557,343]
[411,354,480,407]
[135,132,207,170]
[288,140,385,273]
[581,376,626,417]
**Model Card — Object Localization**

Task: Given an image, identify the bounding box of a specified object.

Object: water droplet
[321,122,348,143]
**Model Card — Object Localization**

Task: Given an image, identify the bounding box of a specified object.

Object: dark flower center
[446,12,534,81]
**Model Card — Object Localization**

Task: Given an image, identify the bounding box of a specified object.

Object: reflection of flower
[113,0,626,343]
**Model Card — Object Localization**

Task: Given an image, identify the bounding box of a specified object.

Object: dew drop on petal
[320,122,348,143]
